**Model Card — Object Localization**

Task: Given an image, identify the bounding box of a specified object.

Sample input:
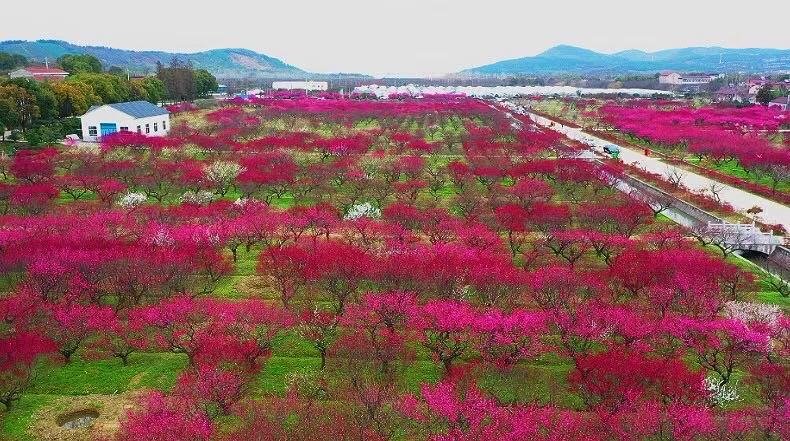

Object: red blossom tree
[115,391,214,441]
[0,332,56,411]
[411,300,478,375]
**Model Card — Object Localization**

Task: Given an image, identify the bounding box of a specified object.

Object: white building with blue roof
[79,100,171,142]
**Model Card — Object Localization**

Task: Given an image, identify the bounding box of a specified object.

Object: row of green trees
[55,54,219,100]
[0,52,28,72]
[0,53,218,142]
[0,75,165,135]
[156,58,219,101]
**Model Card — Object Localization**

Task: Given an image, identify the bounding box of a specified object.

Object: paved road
[525,111,790,233]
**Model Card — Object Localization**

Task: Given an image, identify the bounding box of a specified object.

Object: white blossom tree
[117,192,147,209]
[204,161,244,197]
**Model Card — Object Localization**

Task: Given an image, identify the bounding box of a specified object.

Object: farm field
[0,94,787,441]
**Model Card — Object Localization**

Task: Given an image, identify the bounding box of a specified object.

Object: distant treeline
[0,53,218,142]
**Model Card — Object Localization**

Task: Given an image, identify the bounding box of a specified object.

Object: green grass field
[686,157,790,194]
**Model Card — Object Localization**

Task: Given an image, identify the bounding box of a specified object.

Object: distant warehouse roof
[85,101,169,118]
[8,66,69,79]
[17,66,69,75]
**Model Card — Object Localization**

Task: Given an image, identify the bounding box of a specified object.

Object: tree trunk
[441,357,453,375]
[60,349,75,363]
[319,349,327,370]
[117,353,130,366]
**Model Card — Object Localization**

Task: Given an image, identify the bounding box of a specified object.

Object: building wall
[8,69,34,79]
[7,69,68,80]
[679,77,715,84]
[659,73,717,85]
[272,81,329,91]
[658,73,682,84]
[80,107,171,142]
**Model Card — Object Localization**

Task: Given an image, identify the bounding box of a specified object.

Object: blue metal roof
[88,101,169,118]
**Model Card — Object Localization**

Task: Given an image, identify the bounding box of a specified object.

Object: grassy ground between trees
[1,104,786,440]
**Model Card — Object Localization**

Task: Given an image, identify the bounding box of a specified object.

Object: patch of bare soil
[236,275,269,298]
[28,392,140,441]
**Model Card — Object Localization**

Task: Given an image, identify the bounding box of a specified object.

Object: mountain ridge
[0,39,368,79]
[464,45,790,75]
[3,40,788,78]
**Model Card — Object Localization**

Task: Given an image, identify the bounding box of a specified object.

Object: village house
[747,84,764,95]
[768,96,790,111]
[713,85,755,104]
[658,72,720,85]
[745,77,768,95]
[743,78,790,95]
[8,66,69,81]
[79,101,170,142]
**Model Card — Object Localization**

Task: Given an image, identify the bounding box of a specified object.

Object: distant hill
[464,45,790,75]
[0,40,360,79]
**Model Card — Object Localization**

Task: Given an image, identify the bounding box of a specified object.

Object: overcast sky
[3,0,789,76]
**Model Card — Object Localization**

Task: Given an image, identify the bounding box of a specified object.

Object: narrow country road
[525,111,790,233]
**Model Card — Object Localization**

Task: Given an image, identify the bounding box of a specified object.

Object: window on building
[162,120,167,130]
[137,125,141,133]
[154,122,158,132]
[145,124,150,134]
[120,126,129,132]
[88,126,97,136]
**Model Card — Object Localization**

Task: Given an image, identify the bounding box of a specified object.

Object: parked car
[603,144,620,156]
